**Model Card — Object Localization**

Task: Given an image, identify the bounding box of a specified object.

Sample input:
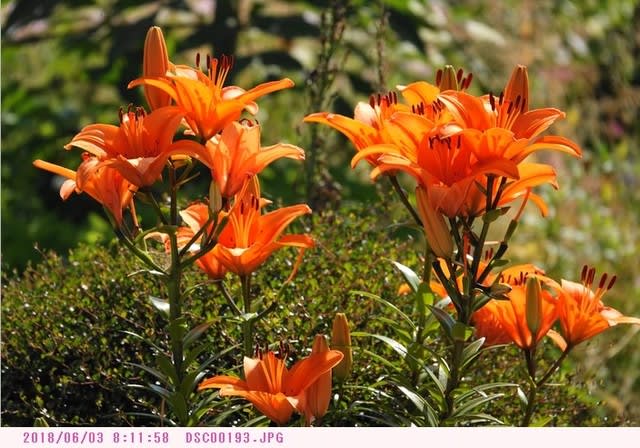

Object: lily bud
[304,335,333,425]
[331,313,352,382]
[143,26,171,110]
[415,186,453,259]
[525,275,543,339]
[437,65,458,91]
[504,65,529,113]
[209,179,223,215]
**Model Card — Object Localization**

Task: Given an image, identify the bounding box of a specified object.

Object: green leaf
[183,321,215,349]
[352,331,408,358]
[396,384,438,426]
[517,387,528,406]
[157,354,179,386]
[461,337,486,370]
[427,305,455,339]
[452,322,473,341]
[125,362,168,385]
[391,260,421,293]
[451,392,505,418]
[149,296,170,315]
[351,290,416,330]
[168,318,188,343]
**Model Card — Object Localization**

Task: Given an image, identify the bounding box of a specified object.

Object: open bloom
[213,177,314,276]
[174,202,227,279]
[65,106,189,187]
[199,350,343,425]
[33,154,136,227]
[173,120,305,198]
[129,55,294,141]
[552,267,640,349]
[304,92,413,167]
[442,65,582,158]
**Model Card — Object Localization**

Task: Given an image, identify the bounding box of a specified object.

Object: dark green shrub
[1,202,631,426]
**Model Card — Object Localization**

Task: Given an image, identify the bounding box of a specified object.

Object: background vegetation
[2,0,639,425]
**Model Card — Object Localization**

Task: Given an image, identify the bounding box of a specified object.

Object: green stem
[216,281,242,316]
[388,175,422,227]
[442,339,465,422]
[240,275,254,357]
[167,232,184,384]
[520,348,571,426]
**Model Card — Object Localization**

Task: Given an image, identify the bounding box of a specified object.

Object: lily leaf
[391,260,421,293]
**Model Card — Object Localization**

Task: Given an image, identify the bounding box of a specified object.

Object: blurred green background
[2,0,640,424]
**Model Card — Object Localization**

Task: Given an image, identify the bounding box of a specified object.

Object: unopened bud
[143,26,171,110]
[525,276,542,337]
[504,65,529,113]
[438,65,459,91]
[209,180,223,215]
[331,313,352,382]
[416,186,453,259]
[304,335,332,425]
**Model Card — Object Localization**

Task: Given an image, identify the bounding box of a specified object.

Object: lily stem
[388,175,422,227]
[520,348,571,426]
[240,275,254,357]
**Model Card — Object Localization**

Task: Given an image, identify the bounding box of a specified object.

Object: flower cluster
[34,26,313,279]
[306,65,581,257]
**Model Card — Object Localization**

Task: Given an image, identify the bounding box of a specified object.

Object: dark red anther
[369,95,376,108]
[195,53,201,69]
[436,69,443,86]
[507,101,514,115]
[514,95,521,110]
[463,72,473,89]
[607,275,617,290]
[520,98,527,113]
[489,93,496,111]
[456,68,463,83]
[598,273,608,290]
[499,91,504,105]
[581,265,588,282]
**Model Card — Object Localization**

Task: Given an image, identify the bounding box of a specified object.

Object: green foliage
[2,0,640,427]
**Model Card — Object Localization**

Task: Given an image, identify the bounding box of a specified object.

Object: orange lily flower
[359,130,519,217]
[174,202,227,279]
[461,162,558,217]
[472,274,558,349]
[442,65,582,159]
[142,26,173,110]
[33,154,136,227]
[172,120,305,199]
[129,55,294,141]
[198,350,343,425]
[212,177,314,276]
[552,266,640,349]
[304,92,413,166]
[64,106,189,187]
